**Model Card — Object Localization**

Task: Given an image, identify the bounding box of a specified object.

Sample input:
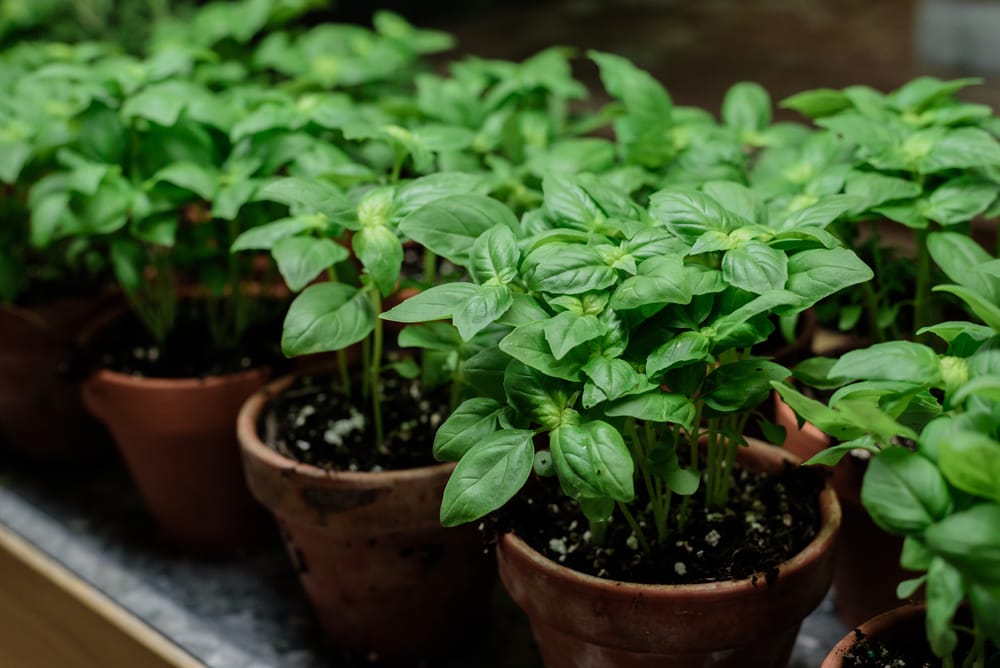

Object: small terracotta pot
[822,604,927,667]
[82,365,272,556]
[238,374,494,663]
[0,295,113,460]
[497,439,841,668]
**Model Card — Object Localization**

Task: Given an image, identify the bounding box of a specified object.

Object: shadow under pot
[496,440,842,668]
[0,294,115,461]
[80,310,273,557]
[237,373,494,664]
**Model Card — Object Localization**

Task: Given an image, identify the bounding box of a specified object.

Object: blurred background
[4,0,999,111]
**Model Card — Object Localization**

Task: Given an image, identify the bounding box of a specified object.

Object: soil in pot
[493,452,825,585]
[261,371,445,472]
[240,372,495,663]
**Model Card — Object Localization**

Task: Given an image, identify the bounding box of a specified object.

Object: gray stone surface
[0,455,848,667]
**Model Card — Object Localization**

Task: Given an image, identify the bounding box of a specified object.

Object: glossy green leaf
[433,398,505,462]
[399,194,518,267]
[272,236,348,292]
[861,447,953,535]
[605,390,695,428]
[453,284,513,341]
[380,282,479,322]
[282,283,375,356]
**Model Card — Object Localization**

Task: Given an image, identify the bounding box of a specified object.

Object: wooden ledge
[0,524,203,668]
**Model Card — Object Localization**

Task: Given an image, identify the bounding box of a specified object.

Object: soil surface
[841,630,935,668]
[263,373,448,472]
[88,300,287,378]
[493,456,825,585]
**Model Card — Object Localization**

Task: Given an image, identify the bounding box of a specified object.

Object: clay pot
[0,294,114,460]
[237,373,494,663]
[822,604,926,667]
[82,364,272,556]
[497,439,841,668]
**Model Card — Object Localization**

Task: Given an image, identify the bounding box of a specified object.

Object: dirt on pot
[262,373,448,472]
[491,457,825,585]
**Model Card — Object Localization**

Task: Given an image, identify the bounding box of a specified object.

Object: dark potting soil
[841,629,935,668]
[263,374,447,472]
[493,458,825,585]
[88,302,287,378]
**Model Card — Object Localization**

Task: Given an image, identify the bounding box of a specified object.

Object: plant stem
[337,348,351,398]
[616,501,649,553]
[862,280,885,342]
[423,249,437,286]
[369,289,384,450]
[914,225,932,339]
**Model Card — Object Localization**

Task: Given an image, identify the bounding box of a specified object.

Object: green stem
[914,225,932,339]
[862,280,885,342]
[337,348,351,398]
[369,289,384,450]
[423,249,437,286]
[616,502,649,553]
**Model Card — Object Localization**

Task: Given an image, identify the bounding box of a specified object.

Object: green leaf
[901,536,933,571]
[397,323,463,352]
[231,216,324,251]
[925,557,962,657]
[831,341,943,385]
[772,382,865,442]
[433,398,504,462]
[151,162,218,200]
[541,174,604,230]
[938,432,1000,502]
[470,225,520,285]
[282,283,375,357]
[581,357,651,408]
[272,236,348,292]
[646,331,711,378]
[504,361,573,428]
[702,359,790,413]
[381,282,479,322]
[722,241,788,294]
[523,243,617,295]
[453,284,513,341]
[722,81,771,133]
[861,447,953,535]
[550,421,634,502]
[611,255,691,310]
[928,231,997,301]
[121,82,187,125]
[924,503,1000,589]
[353,224,402,297]
[399,194,519,267]
[254,177,348,216]
[892,76,982,112]
[844,171,922,210]
[780,88,852,118]
[969,584,1000,650]
[934,284,1000,332]
[543,311,605,360]
[440,429,535,527]
[923,177,999,225]
[921,127,1000,173]
[605,390,695,429]
[463,346,511,403]
[499,321,584,381]
[786,248,874,309]
[109,239,145,295]
[648,189,734,244]
[804,438,879,467]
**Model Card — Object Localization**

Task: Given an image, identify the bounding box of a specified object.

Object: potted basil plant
[382,175,873,667]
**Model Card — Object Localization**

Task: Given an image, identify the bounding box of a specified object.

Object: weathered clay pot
[497,439,841,668]
[237,374,494,663]
[822,604,926,667]
[0,295,113,460]
[772,397,912,628]
[83,365,272,556]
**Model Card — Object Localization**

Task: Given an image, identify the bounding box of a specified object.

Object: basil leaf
[722,241,788,294]
[381,282,479,322]
[543,310,606,360]
[282,283,375,356]
[925,503,1000,589]
[500,321,585,381]
[861,448,953,535]
[399,194,519,267]
[702,360,789,414]
[938,432,1000,502]
[440,429,535,527]
[831,341,943,385]
[272,236,348,292]
[232,215,324,251]
[786,248,874,309]
[925,557,963,658]
[581,357,651,408]
[453,284,513,341]
[649,189,735,244]
[353,224,402,297]
[605,390,695,429]
[470,224,520,285]
[433,398,505,462]
[646,331,712,378]
[523,244,617,295]
[550,421,634,502]
[722,81,771,133]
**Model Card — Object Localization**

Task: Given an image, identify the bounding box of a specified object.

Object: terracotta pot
[822,604,927,667]
[497,439,841,668]
[237,373,494,663]
[0,294,114,460]
[82,364,272,556]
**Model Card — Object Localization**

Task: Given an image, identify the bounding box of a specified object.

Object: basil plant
[782,77,1000,343]
[382,174,871,550]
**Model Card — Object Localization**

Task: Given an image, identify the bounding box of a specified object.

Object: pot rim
[823,603,926,666]
[87,365,272,390]
[238,371,456,483]
[500,440,841,597]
